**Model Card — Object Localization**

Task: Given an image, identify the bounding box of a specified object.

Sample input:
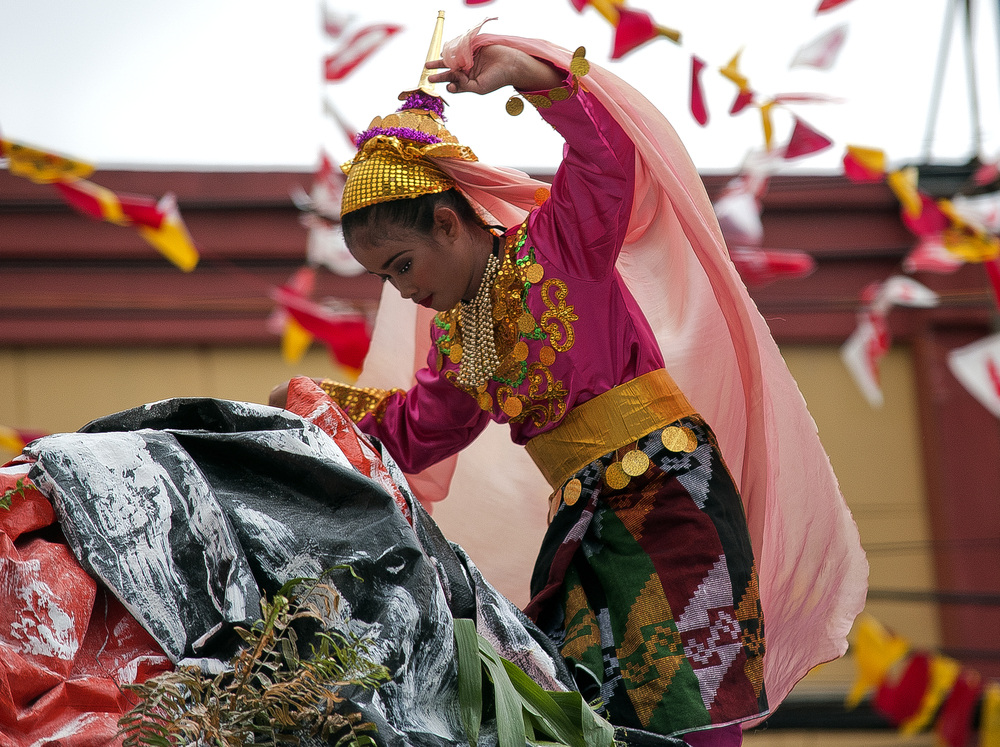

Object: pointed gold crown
[340,11,478,218]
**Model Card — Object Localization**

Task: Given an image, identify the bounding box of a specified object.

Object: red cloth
[0,464,172,746]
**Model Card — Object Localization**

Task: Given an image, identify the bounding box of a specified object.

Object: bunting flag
[886,166,922,218]
[790,24,849,69]
[759,100,776,150]
[947,332,1000,418]
[53,180,199,272]
[135,193,200,273]
[690,56,709,126]
[872,652,930,725]
[578,0,681,59]
[816,0,855,11]
[899,654,961,734]
[841,311,890,407]
[951,191,1000,233]
[0,426,47,455]
[843,145,886,182]
[720,49,750,92]
[323,97,359,147]
[324,23,402,81]
[322,8,354,39]
[783,116,833,159]
[841,277,938,407]
[713,173,816,285]
[935,669,983,747]
[846,615,910,708]
[730,88,755,115]
[2,136,200,271]
[53,179,165,229]
[849,616,1000,744]
[903,235,964,274]
[270,285,371,372]
[729,246,815,285]
[983,682,1000,747]
[267,266,318,364]
[0,137,94,184]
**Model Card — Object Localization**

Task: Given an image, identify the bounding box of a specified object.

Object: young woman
[274,25,867,747]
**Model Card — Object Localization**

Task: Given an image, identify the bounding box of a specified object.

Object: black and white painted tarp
[25,397,575,747]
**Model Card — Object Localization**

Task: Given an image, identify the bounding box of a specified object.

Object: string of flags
[0,136,199,272]
[268,2,405,369]
[840,144,1000,415]
[848,615,1000,746]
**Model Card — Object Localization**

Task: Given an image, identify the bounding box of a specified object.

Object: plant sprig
[1,476,31,511]
[119,575,389,747]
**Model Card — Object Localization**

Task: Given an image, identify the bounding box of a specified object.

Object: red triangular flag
[730,89,755,115]
[935,668,982,747]
[843,147,886,183]
[324,24,402,82]
[817,0,854,11]
[612,7,658,59]
[690,56,709,126]
[872,653,931,725]
[569,0,588,9]
[270,286,371,370]
[902,194,949,237]
[783,117,833,159]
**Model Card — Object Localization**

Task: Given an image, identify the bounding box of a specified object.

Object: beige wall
[1,342,940,707]
[780,344,939,696]
[0,345,343,439]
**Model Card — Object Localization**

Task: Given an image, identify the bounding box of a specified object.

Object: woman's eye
[398,260,411,275]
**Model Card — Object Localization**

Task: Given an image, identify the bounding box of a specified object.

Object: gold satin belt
[525,369,697,490]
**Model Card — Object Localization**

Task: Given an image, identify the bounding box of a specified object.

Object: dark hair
[341,188,482,248]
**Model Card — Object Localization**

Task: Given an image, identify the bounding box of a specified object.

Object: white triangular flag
[948,333,1000,417]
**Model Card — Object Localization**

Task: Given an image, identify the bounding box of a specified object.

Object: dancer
[274,17,867,747]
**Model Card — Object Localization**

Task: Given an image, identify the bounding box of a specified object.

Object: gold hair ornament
[340,11,479,217]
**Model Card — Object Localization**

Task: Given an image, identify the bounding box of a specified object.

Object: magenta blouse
[346,86,667,474]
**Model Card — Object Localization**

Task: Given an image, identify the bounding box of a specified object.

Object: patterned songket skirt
[524,417,768,739]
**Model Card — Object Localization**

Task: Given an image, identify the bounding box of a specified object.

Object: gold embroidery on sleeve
[319,379,403,423]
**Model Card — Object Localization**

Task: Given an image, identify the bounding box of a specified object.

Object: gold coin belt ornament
[661,425,698,453]
[604,461,630,490]
[621,449,651,477]
[562,478,583,506]
[456,250,502,390]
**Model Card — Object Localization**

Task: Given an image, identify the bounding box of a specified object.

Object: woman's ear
[432,205,461,243]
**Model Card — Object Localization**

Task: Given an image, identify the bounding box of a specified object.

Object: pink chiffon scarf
[356,30,868,717]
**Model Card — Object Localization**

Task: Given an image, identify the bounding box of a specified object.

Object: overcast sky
[1,0,998,175]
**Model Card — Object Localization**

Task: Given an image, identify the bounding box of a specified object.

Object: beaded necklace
[455,233,502,389]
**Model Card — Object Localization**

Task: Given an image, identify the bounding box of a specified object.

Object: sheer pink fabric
[357,31,868,713]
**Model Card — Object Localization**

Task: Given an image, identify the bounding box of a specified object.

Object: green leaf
[453,618,483,747]
[477,636,527,747]
[548,692,615,747]
[501,659,581,747]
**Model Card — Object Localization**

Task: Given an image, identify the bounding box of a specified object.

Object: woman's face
[349,212,483,312]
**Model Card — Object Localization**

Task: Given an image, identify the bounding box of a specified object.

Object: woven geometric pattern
[525,417,768,738]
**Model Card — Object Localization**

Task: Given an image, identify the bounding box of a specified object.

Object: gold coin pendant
[524,263,545,284]
[562,478,583,506]
[477,391,493,411]
[449,343,463,365]
[604,462,630,490]
[502,396,523,418]
[621,449,651,477]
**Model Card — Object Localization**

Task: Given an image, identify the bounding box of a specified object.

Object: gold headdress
[340,11,478,217]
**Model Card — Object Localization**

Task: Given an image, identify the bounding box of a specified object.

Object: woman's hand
[268,381,290,408]
[426,44,563,95]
